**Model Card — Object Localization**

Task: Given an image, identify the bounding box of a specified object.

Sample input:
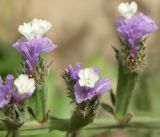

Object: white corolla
[118,1,137,19]
[78,68,99,88]
[14,74,35,96]
[18,18,52,40]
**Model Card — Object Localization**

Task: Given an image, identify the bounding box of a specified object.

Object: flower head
[18,18,52,40]
[13,74,35,101]
[118,1,137,19]
[13,18,57,74]
[73,67,112,104]
[116,2,158,54]
[0,75,14,108]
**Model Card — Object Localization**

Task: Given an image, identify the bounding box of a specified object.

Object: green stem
[12,131,19,137]
[115,64,139,121]
[16,116,160,133]
[85,116,160,130]
[1,116,160,136]
[6,132,12,137]
[6,131,19,137]
[66,132,78,137]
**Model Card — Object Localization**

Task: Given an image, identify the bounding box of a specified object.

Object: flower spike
[114,1,158,122]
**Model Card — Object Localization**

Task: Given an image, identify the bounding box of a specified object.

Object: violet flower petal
[0,86,11,108]
[5,75,14,87]
[115,13,158,52]
[68,63,81,81]
[74,82,94,104]
[93,78,112,96]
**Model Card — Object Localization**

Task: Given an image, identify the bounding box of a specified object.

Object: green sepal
[67,97,99,134]
[62,70,76,103]
[27,57,48,122]
[0,104,28,136]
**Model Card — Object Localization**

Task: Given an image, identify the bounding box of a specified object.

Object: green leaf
[27,106,37,120]
[49,116,69,131]
[110,89,116,106]
[101,103,114,114]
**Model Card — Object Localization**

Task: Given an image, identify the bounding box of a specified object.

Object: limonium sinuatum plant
[13,18,57,122]
[0,1,159,136]
[0,18,59,136]
[63,63,112,136]
[114,1,158,122]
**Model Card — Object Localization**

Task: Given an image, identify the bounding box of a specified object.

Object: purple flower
[74,78,112,104]
[115,13,158,53]
[13,37,57,74]
[73,67,112,104]
[68,63,81,81]
[11,89,33,102]
[0,75,14,108]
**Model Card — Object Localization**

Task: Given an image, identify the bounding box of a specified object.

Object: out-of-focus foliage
[0,40,20,78]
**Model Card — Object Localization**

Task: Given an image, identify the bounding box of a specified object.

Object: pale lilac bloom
[0,75,14,108]
[72,67,112,104]
[115,13,158,53]
[13,37,57,74]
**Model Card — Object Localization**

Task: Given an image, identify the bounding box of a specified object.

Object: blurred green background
[0,0,160,137]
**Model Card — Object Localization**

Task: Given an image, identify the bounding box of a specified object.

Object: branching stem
[1,116,160,136]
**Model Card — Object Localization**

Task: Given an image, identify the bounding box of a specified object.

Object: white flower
[118,1,137,19]
[14,74,35,95]
[18,18,52,40]
[78,68,99,88]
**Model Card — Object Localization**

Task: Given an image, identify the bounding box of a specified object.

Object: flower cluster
[67,64,112,104]
[0,18,57,109]
[0,1,158,134]
[116,1,158,54]
[13,18,57,75]
[113,1,159,122]
[114,1,158,73]
[0,74,35,108]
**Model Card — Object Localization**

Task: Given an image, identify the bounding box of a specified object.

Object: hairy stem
[67,98,99,135]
